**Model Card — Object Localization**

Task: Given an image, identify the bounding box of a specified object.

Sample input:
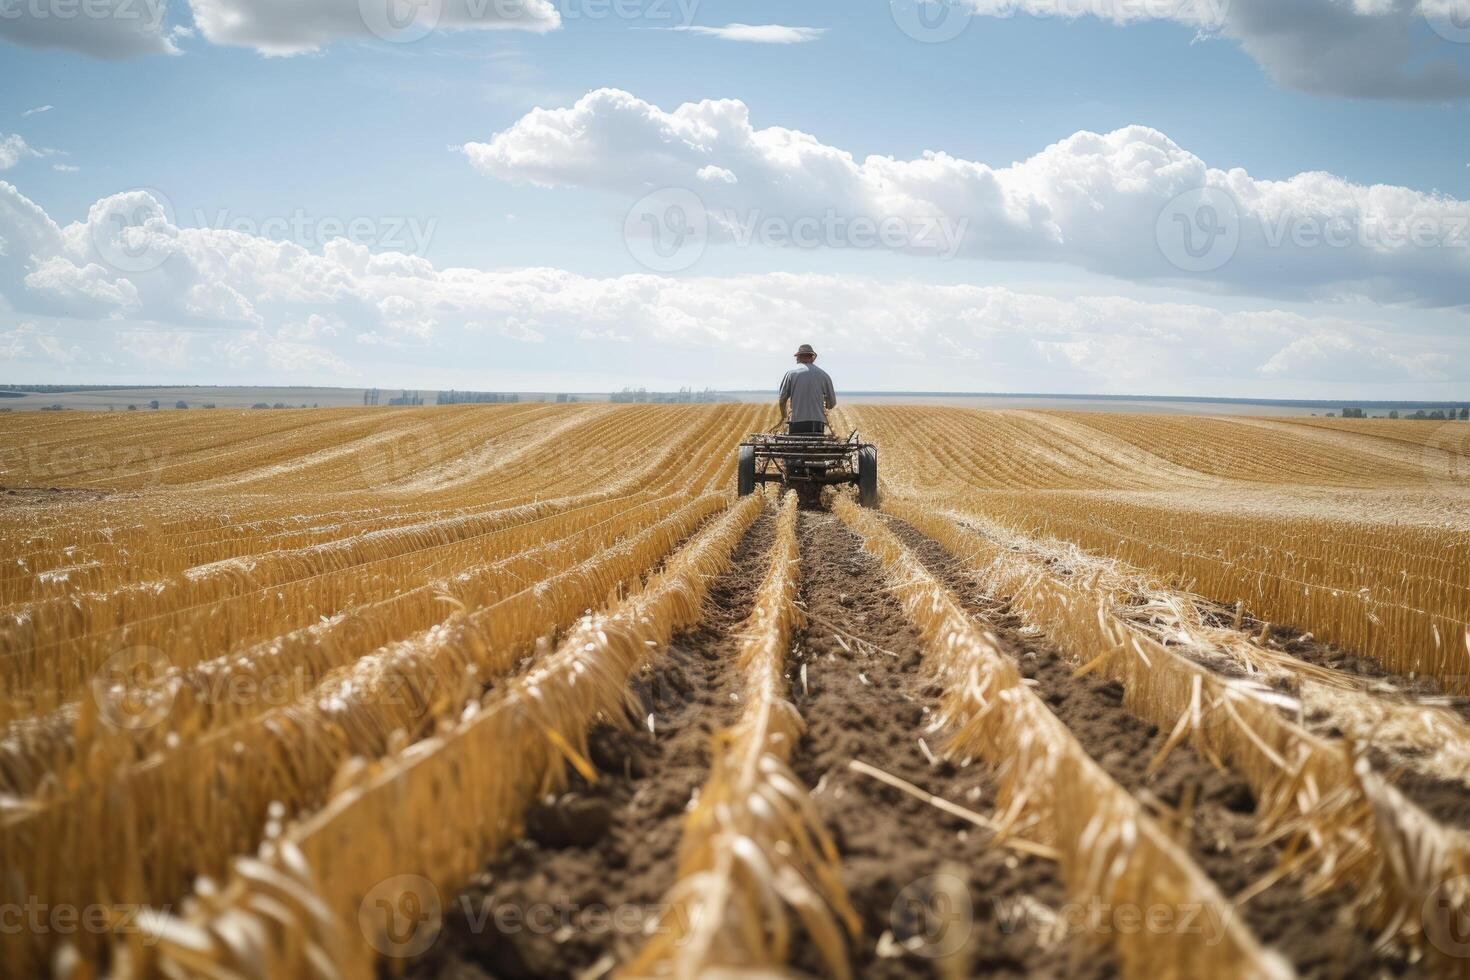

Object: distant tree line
[1334,406,1469,420]
[610,387,732,404]
[436,390,520,405]
[1404,408,1469,420]
[363,388,428,405]
[361,388,428,406]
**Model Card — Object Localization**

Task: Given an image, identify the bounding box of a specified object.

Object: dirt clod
[524,793,615,849]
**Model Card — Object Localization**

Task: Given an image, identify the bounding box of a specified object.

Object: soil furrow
[1245,617,1470,827]
[885,516,1419,979]
[401,511,777,980]
[1011,524,1470,831]
[788,511,1115,979]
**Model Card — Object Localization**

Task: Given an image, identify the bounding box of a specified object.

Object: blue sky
[2,0,1468,397]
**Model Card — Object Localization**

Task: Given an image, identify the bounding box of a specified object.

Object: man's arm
[778,371,793,419]
[823,373,836,410]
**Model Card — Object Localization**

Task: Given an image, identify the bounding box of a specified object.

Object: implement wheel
[858,446,879,509]
[738,445,756,496]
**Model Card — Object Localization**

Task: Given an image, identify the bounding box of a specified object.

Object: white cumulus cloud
[962,0,1470,100]
[0,181,1464,394]
[0,0,559,58]
[186,0,561,55]
[1258,332,1451,381]
[668,24,827,43]
[0,135,35,170]
[465,88,1470,308]
[696,165,738,184]
[0,0,177,57]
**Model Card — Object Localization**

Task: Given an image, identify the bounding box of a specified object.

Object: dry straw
[835,498,1291,980]
[956,493,1468,694]
[842,403,1469,694]
[2,493,734,977]
[887,499,1470,972]
[625,494,860,978]
[130,494,764,980]
[0,492,685,796]
[0,405,757,718]
[966,507,1470,791]
[3,492,629,708]
[1,404,769,976]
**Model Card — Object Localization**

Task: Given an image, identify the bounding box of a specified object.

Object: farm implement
[736,425,878,509]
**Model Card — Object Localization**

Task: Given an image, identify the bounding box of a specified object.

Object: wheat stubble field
[1,403,1468,980]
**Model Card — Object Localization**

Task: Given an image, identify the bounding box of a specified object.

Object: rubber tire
[738,445,756,496]
[858,446,879,509]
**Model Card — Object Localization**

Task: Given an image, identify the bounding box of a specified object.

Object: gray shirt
[779,363,837,423]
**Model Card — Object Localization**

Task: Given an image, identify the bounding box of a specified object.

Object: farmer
[778,343,837,435]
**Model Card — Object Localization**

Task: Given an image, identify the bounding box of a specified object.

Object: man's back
[780,362,837,424]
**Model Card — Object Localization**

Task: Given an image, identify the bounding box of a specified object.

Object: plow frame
[737,426,878,508]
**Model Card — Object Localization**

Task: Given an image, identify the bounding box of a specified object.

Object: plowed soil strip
[999,520,1470,830]
[788,512,1114,979]
[884,517,1418,979]
[1224,613,1470,828]
[403,512,777,979]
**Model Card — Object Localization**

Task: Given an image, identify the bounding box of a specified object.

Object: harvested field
[788,512,1113,980]
[886,518,1409,978]
[401,512,777,979]
[2,403,1468,979]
